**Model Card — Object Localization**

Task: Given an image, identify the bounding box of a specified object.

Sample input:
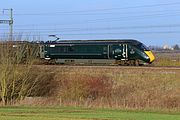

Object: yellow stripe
[144,51,155,62]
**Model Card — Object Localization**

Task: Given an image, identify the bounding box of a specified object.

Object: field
[15,65,180,111]
[0,106,180,120]
[0,50,180,119]
[153,51,180,66]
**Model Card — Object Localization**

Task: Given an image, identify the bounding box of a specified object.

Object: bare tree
[0,40,39,105]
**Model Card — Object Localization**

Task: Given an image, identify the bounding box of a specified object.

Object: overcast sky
[0,0,180,46]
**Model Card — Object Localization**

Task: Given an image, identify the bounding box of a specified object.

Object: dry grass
[16,65,180,111]
[154,52,180,66]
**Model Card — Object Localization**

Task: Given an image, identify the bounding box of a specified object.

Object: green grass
[0,106,180,120]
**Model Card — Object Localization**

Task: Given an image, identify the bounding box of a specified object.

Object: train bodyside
[40,40,155,65]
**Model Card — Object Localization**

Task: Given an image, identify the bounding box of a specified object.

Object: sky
[0,0,180,46]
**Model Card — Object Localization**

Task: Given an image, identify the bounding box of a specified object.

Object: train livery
[40,39,155,65]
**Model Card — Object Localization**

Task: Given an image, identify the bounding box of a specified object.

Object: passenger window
[115,49,121,53]
[68,47,74,52]
[103,47,107,51]
[62,47,67,52]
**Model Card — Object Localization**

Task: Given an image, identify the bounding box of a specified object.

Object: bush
[55,73,114,102]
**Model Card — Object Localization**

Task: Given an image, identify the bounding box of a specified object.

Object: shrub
[55,73,114,102]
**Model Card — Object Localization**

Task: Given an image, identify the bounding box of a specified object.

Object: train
[39,39,155,65]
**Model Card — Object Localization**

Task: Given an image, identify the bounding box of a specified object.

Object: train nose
[144,51,155,63]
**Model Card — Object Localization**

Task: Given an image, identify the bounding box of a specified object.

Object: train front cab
[138,43,155,64]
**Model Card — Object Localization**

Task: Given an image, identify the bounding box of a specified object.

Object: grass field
[0,106,180,120]
[20,65,179,109]
[154,52,180,66]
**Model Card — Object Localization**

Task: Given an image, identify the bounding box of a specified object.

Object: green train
[40,39,155,65]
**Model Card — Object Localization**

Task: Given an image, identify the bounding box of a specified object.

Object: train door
[110,44,128,60]
[122,44,128,60]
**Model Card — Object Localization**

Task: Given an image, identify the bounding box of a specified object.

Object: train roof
[45,39,142,45]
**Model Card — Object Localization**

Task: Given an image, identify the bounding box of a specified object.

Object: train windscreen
[138,43,150,51]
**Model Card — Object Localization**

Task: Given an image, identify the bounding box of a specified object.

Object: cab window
[138,43,149,51]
